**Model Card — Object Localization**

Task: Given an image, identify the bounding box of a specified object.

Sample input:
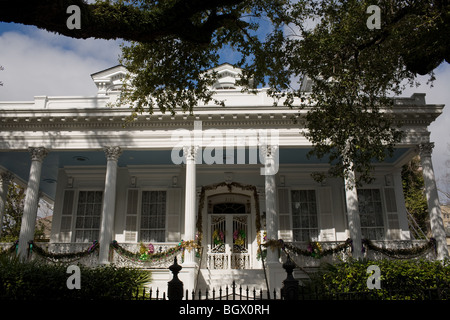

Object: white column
[183,145,198,267]
[263,145,279,263]
[418,143,449,260]
[17,147,48,260]
[98,146,122,265]
[0,171,14,239]
[344,168,363,260]
[261,145,285,292]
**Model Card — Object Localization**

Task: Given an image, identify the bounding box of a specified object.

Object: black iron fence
[133,282,280,301]
[133,282,450,301]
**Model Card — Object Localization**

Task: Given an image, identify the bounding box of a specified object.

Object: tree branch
[0,0,246,43]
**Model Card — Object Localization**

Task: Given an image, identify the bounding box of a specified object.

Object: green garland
[0,241,18,255]
[110,240,200,263]
[362,238,437,259]
[263,238,437,260]
[28,240,99,261]
[263,238,353,259]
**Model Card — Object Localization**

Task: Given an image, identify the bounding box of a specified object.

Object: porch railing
[111,242,184,269]
[0,241,186,268]
[281,239,435,268]
[207,252,251,269]
[1,238,436,268]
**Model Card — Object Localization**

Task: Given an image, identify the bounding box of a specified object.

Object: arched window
[212,202,247,214]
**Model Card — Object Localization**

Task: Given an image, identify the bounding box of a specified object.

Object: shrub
[0,255,151,300]
[303,258,450,300]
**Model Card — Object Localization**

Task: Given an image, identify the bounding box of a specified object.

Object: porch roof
[0,147,412,202]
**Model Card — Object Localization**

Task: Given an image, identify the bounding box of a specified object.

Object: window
[140,191,166,242]
[75,191,103,242]
[291,190,318,241]
[212,202,247,214]
[357,189,385,240]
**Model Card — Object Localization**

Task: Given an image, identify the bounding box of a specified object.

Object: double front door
[208,214,251,269]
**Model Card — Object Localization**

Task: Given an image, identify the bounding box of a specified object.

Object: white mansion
[0,64,448,293]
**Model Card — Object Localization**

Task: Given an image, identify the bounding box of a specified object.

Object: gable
[90,65,128,95]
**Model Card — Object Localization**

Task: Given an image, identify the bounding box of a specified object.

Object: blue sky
[1,21,450,202]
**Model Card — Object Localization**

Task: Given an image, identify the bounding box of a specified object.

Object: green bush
[0,255,151,300]
[303,258,450,300]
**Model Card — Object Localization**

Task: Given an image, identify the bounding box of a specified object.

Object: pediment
[90,65,128,95]
[207,63,248,90]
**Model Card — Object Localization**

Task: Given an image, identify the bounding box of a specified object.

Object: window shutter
[317,187,335,241]
[166,188,181,242]
[277,188,292,241]
[59,190,74,242]
[124,189,138,242]
[384,187,400,230]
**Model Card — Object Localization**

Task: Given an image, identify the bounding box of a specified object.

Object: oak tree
[1,0,448,183]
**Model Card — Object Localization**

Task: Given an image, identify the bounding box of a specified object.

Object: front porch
[0,237,438,293]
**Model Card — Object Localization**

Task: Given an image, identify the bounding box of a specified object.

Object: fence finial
[168,257,184,300]
[281,255,299,300]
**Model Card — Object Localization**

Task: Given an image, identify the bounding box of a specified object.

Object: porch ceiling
[0,147,411,201]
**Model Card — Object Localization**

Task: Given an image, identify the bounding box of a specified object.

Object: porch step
[197,269,268,293]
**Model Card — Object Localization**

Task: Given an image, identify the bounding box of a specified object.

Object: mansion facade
[0,64,448,293]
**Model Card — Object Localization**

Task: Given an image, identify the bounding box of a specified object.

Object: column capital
[0,171,15,183]
[103,146,122,161]
[260,144,278,159]
[28,147,48,162]
[183,145,199,161]
[418,142,434,158]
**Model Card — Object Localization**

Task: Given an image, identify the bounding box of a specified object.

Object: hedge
[0,254,151,300]
[303,258,450,300]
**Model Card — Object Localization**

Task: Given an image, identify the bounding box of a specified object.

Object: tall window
[291,190,318,242]
[75,191,102,242]
[140,191,166,242]
[357,189,385,240]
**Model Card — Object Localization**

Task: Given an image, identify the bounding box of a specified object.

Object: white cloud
[0,26,122,100]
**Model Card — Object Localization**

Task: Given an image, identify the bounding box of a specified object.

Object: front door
[208,213,250,269]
